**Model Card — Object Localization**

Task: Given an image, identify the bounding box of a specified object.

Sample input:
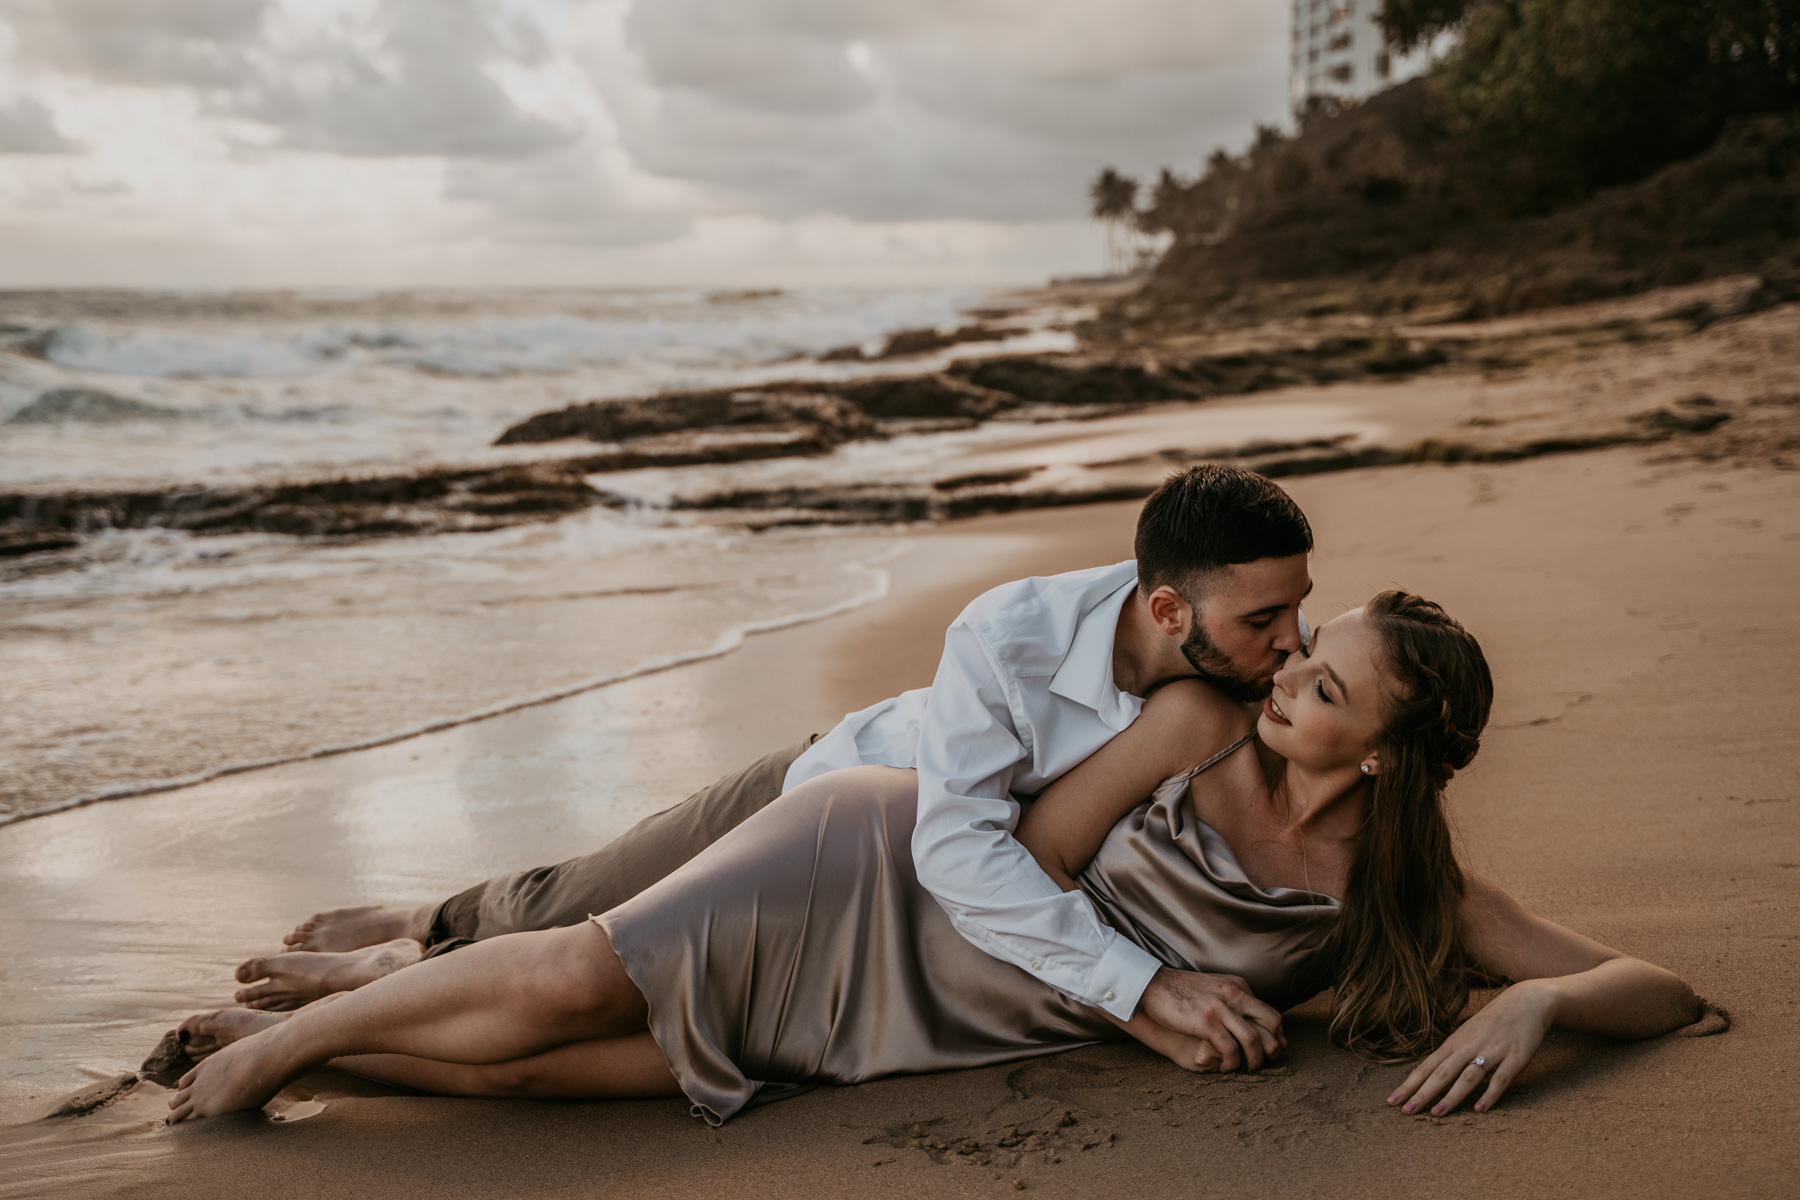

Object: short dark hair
[1134,464,1312,597]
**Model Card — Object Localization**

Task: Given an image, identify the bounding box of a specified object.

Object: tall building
[1291,0,1428,111]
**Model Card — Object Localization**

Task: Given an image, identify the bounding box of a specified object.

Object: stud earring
[1360,764,1373,775]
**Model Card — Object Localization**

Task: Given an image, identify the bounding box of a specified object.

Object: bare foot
[283,904,431,952]
[234,939,424,1010]
[179,1009,286,1058]
[167,1027,307,1123]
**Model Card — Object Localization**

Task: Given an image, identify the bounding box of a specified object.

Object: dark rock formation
[948,357,1201,407]
[0,524,80,557]
[829,374,1020,420]
[496,389,877,446]
[655,403,1734,529]
[818,322,1014,363]
[494,344,1462,455]
[1,461,602,542]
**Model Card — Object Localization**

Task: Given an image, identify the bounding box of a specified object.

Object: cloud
[442,143,693,245]
[0,0,1298,283]
[228,0,580,159]
[606,0,1289,222]
[0,96,80,152]
[0,0,272,88]
[1,0,579,159]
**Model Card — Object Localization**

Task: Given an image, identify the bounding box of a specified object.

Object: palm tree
[1138,168,1188,235]
[1089,167,1140,275]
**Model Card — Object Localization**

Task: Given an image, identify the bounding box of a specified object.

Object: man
[236,464,1312,1069]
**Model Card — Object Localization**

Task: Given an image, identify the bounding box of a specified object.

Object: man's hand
[1137,967,1285,1072]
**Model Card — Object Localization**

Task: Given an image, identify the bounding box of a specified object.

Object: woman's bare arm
[1459,872,1701,1036]
[1388,872,1702,1116]
[1016,680,1281,1071]
[1017,679,1253,888]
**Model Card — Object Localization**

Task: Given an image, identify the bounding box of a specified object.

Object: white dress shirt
[782,560,1163,1020]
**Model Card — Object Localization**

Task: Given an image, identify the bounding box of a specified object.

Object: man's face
[1179,555,1312,703]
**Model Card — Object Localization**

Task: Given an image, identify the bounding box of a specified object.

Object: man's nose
[1271,612,1304,653]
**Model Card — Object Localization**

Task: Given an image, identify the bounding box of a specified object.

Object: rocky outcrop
[645,400,1737,529]
[0,461,602,547]
[496,389,878,446]
[821,323,1015,362]
[495,343,1462,452]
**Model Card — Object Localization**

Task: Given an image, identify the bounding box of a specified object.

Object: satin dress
[595,732,1340,1125]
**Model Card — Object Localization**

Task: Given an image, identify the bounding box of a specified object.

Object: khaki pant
[422,736,815,957]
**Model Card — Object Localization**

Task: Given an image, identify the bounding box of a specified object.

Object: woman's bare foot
[168,1026,310,1123]
[179,1008,287,1058]
[234,939,424,1010]
[283,904,431,952]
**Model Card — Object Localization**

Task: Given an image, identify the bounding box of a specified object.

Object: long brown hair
[1323,590,1494,1061]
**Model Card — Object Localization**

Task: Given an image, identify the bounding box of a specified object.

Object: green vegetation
[1098,0,1800,318]
[1429,0,1800,205]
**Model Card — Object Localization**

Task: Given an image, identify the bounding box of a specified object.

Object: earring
[1360,764,1373,775]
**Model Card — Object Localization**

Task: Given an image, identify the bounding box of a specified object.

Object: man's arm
[1016,681,1287,1071]
[910,621,1164,1021]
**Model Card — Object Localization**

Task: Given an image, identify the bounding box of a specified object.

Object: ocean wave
[37,288,980,381]
[3,388,186,424]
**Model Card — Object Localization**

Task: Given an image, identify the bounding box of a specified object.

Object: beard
[1179,620,1273,704]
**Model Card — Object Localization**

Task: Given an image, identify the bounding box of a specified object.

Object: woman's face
[1256,606,1395,774]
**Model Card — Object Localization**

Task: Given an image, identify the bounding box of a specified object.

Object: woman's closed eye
[1313,677,1331,704]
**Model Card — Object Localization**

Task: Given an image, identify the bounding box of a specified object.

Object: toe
[235,958,266,984]
[239,990,302,1012]
[178,1012,217,1051]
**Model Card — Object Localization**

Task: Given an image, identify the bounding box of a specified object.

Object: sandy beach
[8,0,1800,1193]
[3,433,1797,1197]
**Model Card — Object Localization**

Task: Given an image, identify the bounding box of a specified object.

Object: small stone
[138,1029,196,1088]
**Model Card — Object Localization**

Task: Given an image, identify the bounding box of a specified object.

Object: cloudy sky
[0,0,1288,288]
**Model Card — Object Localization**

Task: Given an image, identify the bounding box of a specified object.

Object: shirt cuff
[1083,935,1162,1020]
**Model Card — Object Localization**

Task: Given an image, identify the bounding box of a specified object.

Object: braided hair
[1323,590,1495,1061]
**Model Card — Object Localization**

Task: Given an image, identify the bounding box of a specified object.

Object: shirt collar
[1049,572,1141,731]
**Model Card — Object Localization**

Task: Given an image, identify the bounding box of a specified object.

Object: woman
[168,592,1702,1125]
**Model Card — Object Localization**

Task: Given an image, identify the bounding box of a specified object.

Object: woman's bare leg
[332,1033,678,1099]
[176,1000,676,1098]
[168,921,647,1121]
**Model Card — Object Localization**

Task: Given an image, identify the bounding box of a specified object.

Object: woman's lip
[1263,695,1291,726]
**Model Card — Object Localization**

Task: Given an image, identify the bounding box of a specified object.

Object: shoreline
[4,278,1799,823]
[4,272,1788,557]
[1,444,1795,1196]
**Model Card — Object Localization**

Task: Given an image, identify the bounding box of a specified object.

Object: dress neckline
[1153,730,1341,908]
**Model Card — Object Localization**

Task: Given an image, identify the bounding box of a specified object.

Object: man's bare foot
[179,1009,286,1058]
[234,939,424,1010]
[168,1027,308,1122]
[283,904,432,952]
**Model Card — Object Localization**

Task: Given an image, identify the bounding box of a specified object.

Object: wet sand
[2,445,1798,1197]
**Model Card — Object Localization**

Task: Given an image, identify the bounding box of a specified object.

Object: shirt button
[1103,989,1116,1003]
[1031,959,1043,970]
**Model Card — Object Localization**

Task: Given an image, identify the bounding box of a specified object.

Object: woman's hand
[1143,1023,1228,1073]
[1387,980,1557,1116]
[1139,967,1286,1072]
[1108,1004,1231,1074]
